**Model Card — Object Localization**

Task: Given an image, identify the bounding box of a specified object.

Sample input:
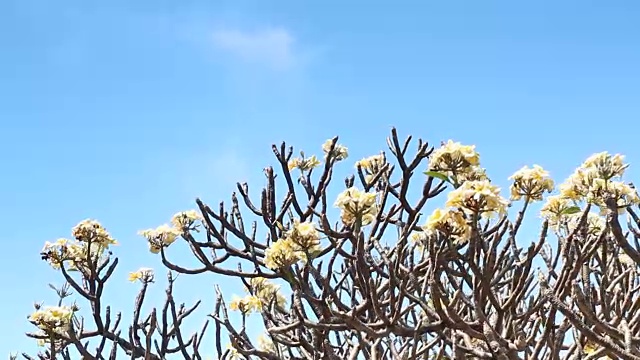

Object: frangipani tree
[16,128,640,359]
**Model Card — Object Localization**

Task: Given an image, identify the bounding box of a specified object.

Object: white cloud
[211,27,297,70]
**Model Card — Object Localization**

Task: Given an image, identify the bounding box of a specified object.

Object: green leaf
[424,171,450,183]
[561,206,581,215]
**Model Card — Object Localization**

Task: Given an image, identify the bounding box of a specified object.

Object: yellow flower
[171,210,202,229]
[356,153,385,172]
[128,267,155,283]
[228,295,262,314]
[456,166,489,183]
[71,219,118,247]
[322,139,348,161]
[558,152,634,211]
[29,305,74,333]
[288,155,322,171]
[257,334,275,352]
[334,187,378,225]
[558,170,589,201]
[508,165,554,201]
[445,180,509,217]
[540,195,573,226]
[582,151,627,179]
[410,231,429,244]
[138,224,182,254]
[286,220,321,253]
[566,212,606,237]
[587,179,639,212]
[264,238,302,270]
[424,208,471,244]
[41,237,106,270]
[225,344,241,360]
[582,340,611,358]
[429,140,480,174]
[246,277,287,308]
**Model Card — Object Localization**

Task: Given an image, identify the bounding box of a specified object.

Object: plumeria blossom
[582,151,627,180]
[71,219,118,247]
[322,139,349,161]
[539,195,574,227]
[423,207,472,244]
[445,180,509,218]
[558,151,638,213]
[356,153,387,184]
[263,221,322,270]
[285,220,322,253]
[171,210,202,230]
[128,267,155,283]
[263,239,302,270]
[228,295,262,314]
[41,219,117,270]
[288,155,322,172]
[257,334,276,352]
[41,238,87,270]
[139,224,182,254]
[509,165,554,201]
[429,140,485,184]
[29,305,75,335]
[245,277,287,308]
[566,212,606,237]
[334,187,379,226]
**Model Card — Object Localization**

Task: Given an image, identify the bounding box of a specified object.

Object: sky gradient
[2,0,640,356]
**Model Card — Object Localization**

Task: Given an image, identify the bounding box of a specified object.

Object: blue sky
[2,0,640,356]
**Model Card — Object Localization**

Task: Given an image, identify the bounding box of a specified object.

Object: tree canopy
[17,129,640,360]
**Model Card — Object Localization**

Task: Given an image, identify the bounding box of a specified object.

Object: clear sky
[2,0,640,357]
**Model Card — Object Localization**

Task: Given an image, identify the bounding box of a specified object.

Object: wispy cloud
[211,27,298,71]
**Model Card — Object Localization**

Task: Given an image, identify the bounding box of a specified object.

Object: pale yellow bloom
[139,224,182,254]
[429,140,480,175]
[566,212,606,237]
[29,305,74,333]
[228,295,262,314]
[558,152,635,212]
[257,334,276,352]
[128,267,155,283]
[581,151,627,179]
[41,237,106,270]
[410,231,429,244]
[445,180,509,217]
[71,219,118,247]
[246,277,287,308]
[225,344,241,360]
[540,195,573,226]
[263,220,323,270]
[322,139,349,161]
[171,210,202,229]
[455,166,489,183]
[288,155,322,171]
[263,238,303,270]
[582,340,612,358]
[508,165,554,201]
[587,179,639,212]
[286,220,322,253]
[424,208,471,244]
[559,168,593,201]
[356,154,385,172]
[334,187,379,225]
